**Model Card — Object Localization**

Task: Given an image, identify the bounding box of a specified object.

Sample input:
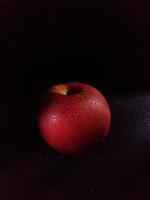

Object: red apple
[38,82,111,155]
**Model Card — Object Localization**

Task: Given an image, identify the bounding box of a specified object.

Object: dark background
[0,0,150,199]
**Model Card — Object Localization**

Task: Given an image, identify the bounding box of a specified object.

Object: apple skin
[38,82,111,155]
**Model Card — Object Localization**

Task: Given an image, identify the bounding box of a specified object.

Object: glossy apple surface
[38,82,111,155]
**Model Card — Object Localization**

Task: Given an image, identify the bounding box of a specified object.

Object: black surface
[0,0,150,199]
[0,93,150,200]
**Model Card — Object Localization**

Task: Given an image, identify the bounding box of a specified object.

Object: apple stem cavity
[67,88,82,95]
[50,84,82,96]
